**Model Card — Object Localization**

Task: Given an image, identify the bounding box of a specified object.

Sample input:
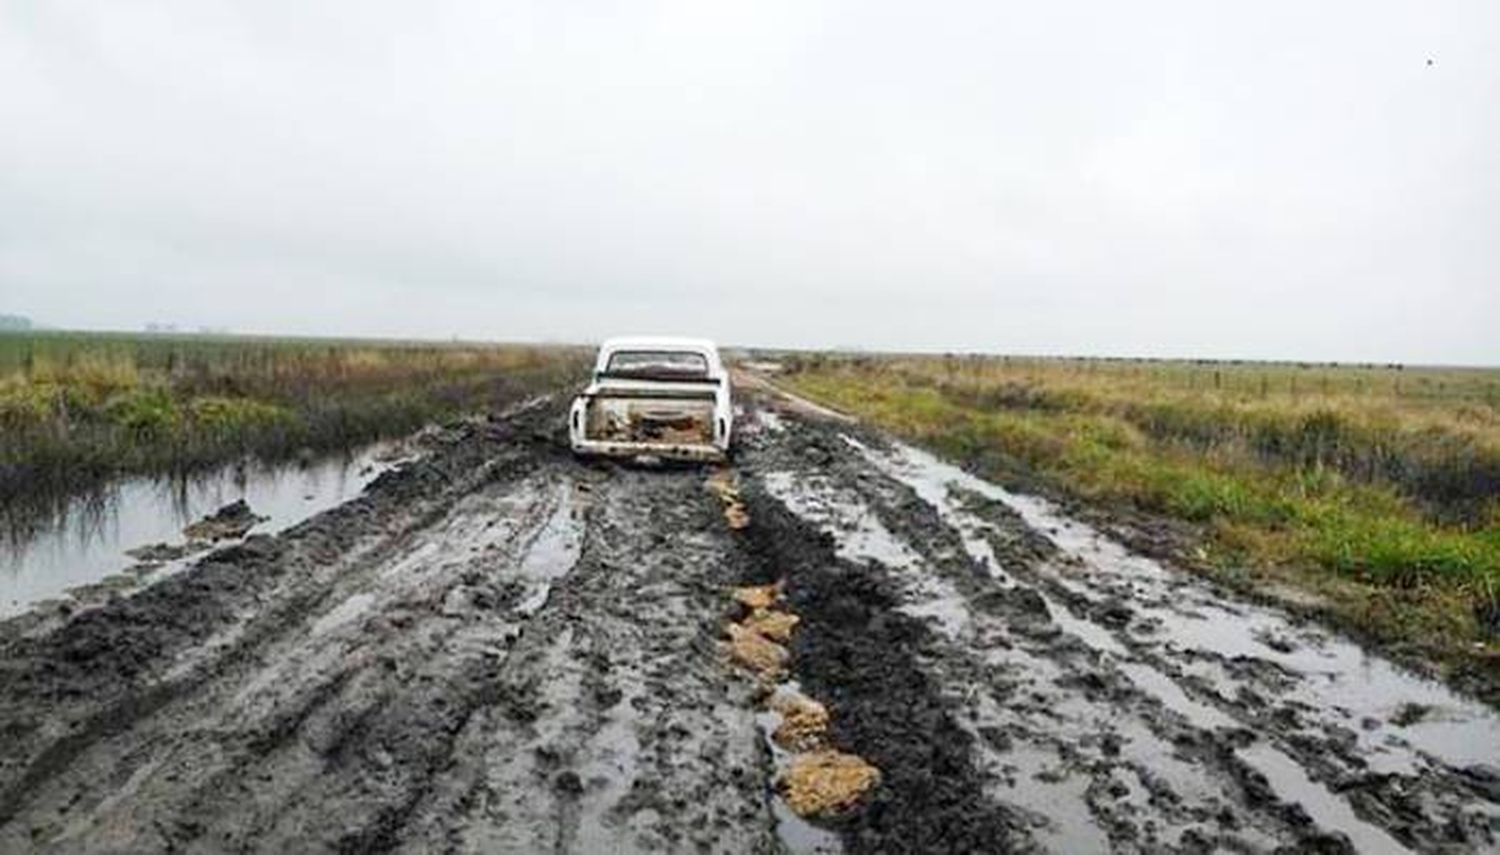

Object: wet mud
[1,392,1498,852]
[736,403,1500,853]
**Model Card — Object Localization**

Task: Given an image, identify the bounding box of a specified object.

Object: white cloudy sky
[2,1,1496,362]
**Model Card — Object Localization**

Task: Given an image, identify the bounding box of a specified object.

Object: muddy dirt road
[3,392,1500,853]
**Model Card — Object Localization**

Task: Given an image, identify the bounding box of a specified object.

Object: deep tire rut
[733,402,1500,853]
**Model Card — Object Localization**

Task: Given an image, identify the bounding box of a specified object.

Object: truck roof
[593,336,724,378]
[597,336,719,353]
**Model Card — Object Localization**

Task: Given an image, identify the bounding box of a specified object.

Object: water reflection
[1,444,403,618]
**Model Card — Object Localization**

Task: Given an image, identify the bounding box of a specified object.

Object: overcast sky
[2,2,1496,363]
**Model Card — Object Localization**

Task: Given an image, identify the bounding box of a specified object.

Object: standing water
[848,435,1500,849]
[1,444,409,619]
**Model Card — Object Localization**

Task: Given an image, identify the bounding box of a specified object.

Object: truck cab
[569,337,732,463]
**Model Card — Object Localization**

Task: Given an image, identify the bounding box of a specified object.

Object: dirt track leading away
[2,392,1500,853]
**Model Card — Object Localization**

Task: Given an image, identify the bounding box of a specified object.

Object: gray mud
[1,393,1498,852]
[736,402,1500,853]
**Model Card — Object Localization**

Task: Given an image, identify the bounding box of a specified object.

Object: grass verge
[0,331,590,514]
[778,355,1500,690]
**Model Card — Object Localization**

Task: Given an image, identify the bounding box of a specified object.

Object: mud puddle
[1,442,408,618]
[761,468,971,641]
[864,439,1500,765]
[513,481,587,615]
[754,682,844,854]
[847,431,1500,851]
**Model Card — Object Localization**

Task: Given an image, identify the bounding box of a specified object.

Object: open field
[779,353,1500,681]
[4,388,1500,852]
[0,331,590,513]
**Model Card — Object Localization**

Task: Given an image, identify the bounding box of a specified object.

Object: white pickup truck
[569,336,733,463]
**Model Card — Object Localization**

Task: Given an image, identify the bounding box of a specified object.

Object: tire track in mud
[192,475,581,852]
[0,418,547,838]
[0,426,574,850]
[0,406,785,852]
[866,438,1500,852]
[708,469,878,851]
[398,467,777,853]
[6,393,1500,853]
[738,399,1500,853]
[733,424,1036,853]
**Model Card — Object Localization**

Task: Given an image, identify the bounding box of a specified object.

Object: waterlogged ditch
[0,442,412,619]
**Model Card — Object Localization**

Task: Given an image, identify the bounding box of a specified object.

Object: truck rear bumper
[571,438,727,463]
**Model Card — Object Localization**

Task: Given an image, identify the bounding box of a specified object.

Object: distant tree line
[0,314,32,331]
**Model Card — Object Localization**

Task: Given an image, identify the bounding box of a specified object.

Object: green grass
[0,331,590,512]
[779,354,1500,667]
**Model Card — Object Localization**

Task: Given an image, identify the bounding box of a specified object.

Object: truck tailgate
[583,393,716,446]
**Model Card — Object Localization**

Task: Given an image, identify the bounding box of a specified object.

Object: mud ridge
[734,475,1035,853]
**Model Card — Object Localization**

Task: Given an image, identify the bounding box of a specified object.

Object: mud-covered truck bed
[569,337,732,462]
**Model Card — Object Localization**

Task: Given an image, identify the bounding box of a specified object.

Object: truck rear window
[604,350,710,379]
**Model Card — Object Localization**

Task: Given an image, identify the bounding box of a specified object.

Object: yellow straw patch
[707,469,751,529]
[778,750,880,817]
[724,503,750,529]
[743,608,799,643]
[725,622,789,680]
[769,692,829,751]
[732,582,783,611]
[706,469,739,500]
